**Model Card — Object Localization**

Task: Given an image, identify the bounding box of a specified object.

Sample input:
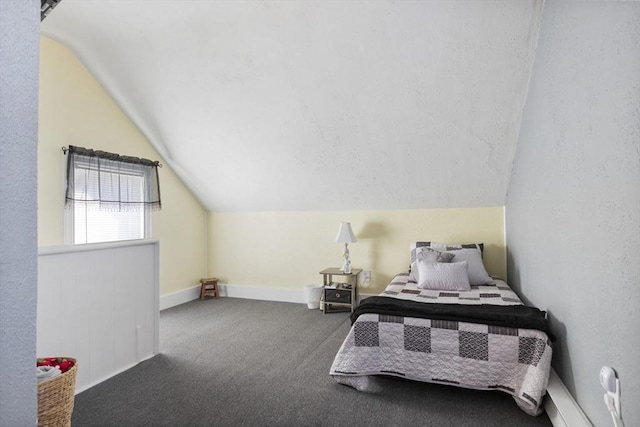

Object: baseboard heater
[545,368,592,427]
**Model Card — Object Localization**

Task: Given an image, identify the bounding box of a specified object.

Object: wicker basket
[37,359,77,427]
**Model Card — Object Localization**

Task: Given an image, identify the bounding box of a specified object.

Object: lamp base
[341,256,352,274]
[340,242,352,273]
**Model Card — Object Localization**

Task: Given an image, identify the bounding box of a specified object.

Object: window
[64,146,161,245]
[70,164,148,244]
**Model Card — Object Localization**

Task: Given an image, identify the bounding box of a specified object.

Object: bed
[329,242,553,416]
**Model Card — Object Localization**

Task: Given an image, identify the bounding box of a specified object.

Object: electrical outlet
[363,269,371,282]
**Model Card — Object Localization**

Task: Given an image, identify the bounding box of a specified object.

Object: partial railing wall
[37,240,159,393]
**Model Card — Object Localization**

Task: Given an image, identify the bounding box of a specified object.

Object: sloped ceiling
[40,0,542,212]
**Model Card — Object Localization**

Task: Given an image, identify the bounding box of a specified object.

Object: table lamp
[335,222,357,273]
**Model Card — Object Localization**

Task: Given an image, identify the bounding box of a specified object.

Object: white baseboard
[160,285,201,310]
[74,353,155,395]
[219,284,305,303]
[545,368,592,427]
[160,283,307,310]
[160,285,377,311]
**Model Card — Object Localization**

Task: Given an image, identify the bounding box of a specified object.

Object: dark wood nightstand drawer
[319,268,360,314]
[324,288,352,303]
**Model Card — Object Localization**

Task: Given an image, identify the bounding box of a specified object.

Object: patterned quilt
[330,273,553,416]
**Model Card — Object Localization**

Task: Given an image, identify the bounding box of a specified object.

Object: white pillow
[417,261,470,291]
[449,248,493,285]
[408,247,455,282]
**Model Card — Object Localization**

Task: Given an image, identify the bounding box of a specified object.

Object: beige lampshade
[334,222,357,243]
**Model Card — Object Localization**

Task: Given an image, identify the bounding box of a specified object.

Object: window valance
[64,145,162,211]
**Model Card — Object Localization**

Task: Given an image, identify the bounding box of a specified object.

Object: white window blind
[72,167,145,244]
[64,145,161,245]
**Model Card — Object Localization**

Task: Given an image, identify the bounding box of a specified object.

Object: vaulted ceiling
[40,0,542,212]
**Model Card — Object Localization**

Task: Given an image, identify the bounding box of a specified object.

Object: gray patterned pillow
[408,246,455,283]
[448,248,493,285]
[410,241,484,255]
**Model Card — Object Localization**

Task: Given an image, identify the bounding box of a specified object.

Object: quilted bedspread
[330,273,553,416]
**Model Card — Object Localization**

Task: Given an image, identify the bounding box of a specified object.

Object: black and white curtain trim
[64,145,162,212]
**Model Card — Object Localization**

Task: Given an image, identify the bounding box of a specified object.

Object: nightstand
[319,268,362,314]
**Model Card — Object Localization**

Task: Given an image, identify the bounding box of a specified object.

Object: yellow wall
[38,36,207,295]
[208,207,505,294]
[37,36,506,298]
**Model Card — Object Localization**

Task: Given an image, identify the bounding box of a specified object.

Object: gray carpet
[71,298,552,426]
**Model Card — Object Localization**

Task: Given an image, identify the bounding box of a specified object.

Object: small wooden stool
[199,278,219,300]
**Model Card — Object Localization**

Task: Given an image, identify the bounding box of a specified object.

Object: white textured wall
[506,2,640,426]
[41,1,542,211]
[0,0,39,425]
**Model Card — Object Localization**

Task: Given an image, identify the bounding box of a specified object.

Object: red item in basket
[37,357,75,373]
